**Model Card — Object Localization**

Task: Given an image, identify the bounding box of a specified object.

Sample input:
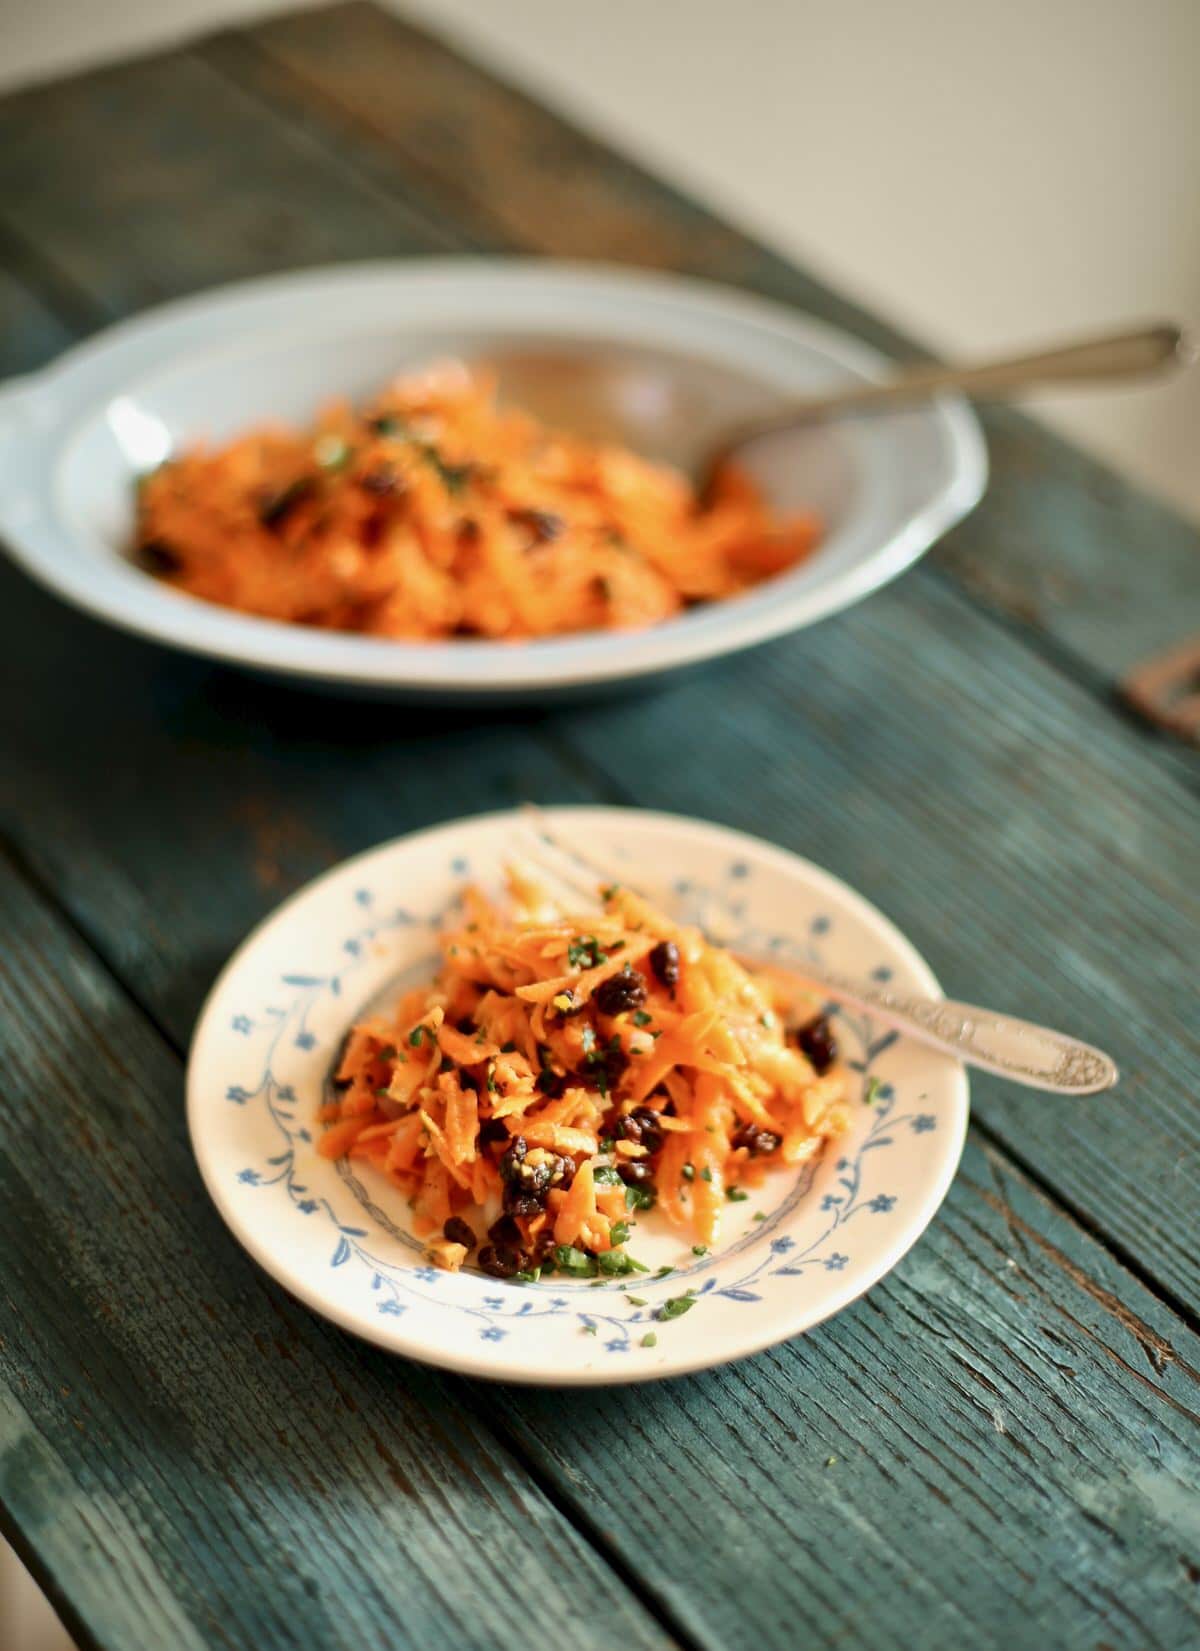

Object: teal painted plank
[230,1,1200,696]
[3,837,1198,1651]
[0,858,676,1651]
[498,1138,1200,1650]
[537,567,1200,1311]
[0,44,467,322]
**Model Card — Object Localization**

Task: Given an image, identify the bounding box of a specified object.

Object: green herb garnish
[609,1220,632,1246]
[626,1295,648,1307]
[681,1163,695,1182]
[726,1187,749,1203]
[864,1075,884,1107]
[407,1025,427,1048]
[641,1332,658,1349]
[654,1265,675,1279]
[657,1293,697,1321]
[597,1249,649,1277]
[633,1011,653,1027]
[593,1165,623,1185]
[624,1182,656,1212]
[567,935,605,970]
[582,1322,598,1336]
[514,1267,541,1284]
[700,1167,713,1183]
[554,1245,598,1278]
[692,1244,708,1256]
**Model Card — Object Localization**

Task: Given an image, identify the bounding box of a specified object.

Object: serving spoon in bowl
[485,321,1190,492]
[517,806,1119,1097]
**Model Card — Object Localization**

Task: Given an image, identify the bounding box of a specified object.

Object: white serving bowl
[0,261,985,700]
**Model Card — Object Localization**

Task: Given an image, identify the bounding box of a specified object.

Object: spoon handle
[517,806,1120,1097]
[791,968,1119,1095]
[704,322,1190,479]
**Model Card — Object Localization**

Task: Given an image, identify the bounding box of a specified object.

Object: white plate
[188,807,969,1384]
[0,261,985,700]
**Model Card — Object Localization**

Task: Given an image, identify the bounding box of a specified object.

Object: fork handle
[804,972,1118,1095]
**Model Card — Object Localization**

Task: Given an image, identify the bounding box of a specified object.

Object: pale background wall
[0,2,1196,1645]
[0,0,1196,523]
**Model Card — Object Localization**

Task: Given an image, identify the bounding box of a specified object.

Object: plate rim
[187,805,970,1384]
[0,259,987,693]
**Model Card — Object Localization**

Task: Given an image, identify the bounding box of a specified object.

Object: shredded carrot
[136,362,821,640]
[316,871,849,1270]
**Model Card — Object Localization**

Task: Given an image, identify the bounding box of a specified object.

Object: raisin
[360,466,400,496]
[443,1217,476,1250]
[613,1107,664,1155]
[594,966,648,1017]
[139,539,181,574]
[477,1245,522,1279]
[794,1014,837,1074]
[508,506,565,543]
[478,1118,510,1148]
[649,940,680,988]
[616,1158,654,1186]
[487,1214,523,1248]
[732,1123,783,1157]
[498,1137,528,1180]
[455,1016,477,1035]
[259,476,317,529]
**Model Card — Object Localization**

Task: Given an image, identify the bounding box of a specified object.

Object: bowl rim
[0,259,987,692]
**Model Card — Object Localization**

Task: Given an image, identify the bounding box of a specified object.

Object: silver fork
[516,807,1119,1097]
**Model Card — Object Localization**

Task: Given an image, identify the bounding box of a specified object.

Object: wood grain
[222,1,1200,696]
[0,855,676,1651]
[498,1140,1200,1650]
[1,847,1197,1650]
[0,43,467,324]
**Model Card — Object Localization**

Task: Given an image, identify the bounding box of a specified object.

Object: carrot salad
[320,873,850,1280]
[135,362,821,641]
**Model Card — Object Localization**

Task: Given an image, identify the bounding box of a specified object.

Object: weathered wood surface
[1,757,1197,1651]
[1,7,1199,1650]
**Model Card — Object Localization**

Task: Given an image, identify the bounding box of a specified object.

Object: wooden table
[2,8,1198,1648]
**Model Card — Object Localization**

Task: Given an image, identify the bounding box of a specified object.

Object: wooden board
[1,7,1199,1650]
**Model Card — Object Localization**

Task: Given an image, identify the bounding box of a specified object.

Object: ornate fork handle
[803,971,1118,1095]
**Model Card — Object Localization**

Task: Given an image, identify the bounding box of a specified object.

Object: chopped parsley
[582,1322,598,1336]
[632,1010,653,1028]
[313,433,352,470]
[377,1044,397,1062]
[700,1167,713,1183]
[554,1245,597,1278]
[601,884,620,901]
[407,1025,428,1048]
[624,1181,656,1212]
[626,1295,648,1307]
[753,1211,767,1223]
[726,1187,749,1203]
[486,1066,497,1093]
[514,1267,541,1284]
[609,1219,632,1245]
[567,935,605,970]
[597,1249,649,1277]
[692,1244,708,1256]
[864,1075,884,1107]
[654,1265,675,1279]
[593,1165,623,1186]
[681,1163,695,1182]
[641,1332,658,1349]
[657,1292,697,1321]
